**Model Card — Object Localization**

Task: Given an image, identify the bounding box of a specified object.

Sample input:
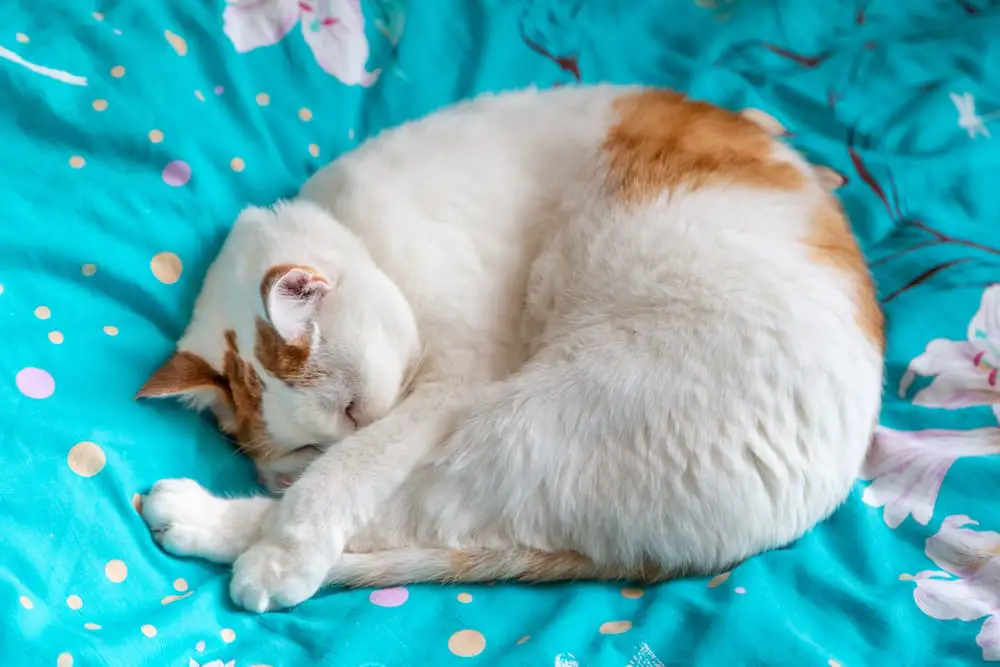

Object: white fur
[142,84,883,611]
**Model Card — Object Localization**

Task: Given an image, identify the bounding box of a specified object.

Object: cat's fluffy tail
[324,548,668,588]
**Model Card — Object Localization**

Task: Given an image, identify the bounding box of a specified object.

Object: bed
[3,1,1000,665]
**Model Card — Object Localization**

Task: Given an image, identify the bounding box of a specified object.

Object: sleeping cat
[137,84,884,613]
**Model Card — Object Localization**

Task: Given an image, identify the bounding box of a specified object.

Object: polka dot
[131,493,142,513]
[308,144,320,157]
[81,263,97,276]
[148,129,164,143]
[899,573,914,581]
[164,30,187,56]
[92,12,104,20]
[16,33,29,43]
[151,251,183,284]
[103,326,119,336]
[214,85,224,95]
[66,595,83,610]
[92,99,108,111]
[707,572,731,588]
[598,620,632,635]
[230,157,245,172]
[348,128,355,140]
[19,595,33,610]
[68,441,106,477]
[194,90,205,101]
[369,587,408,607]
[161,160,191,187]
[516,635,530,645]
[173,578,188,592]
[57,653,73,667]
[256,92,270,106]
[113,29,122,36]
[105,559,128,583]
[457,592,473,603]
[298,107,313,121]
[621,587,644,599]
[141,624,157,638]
[84,623,101,631]
[69,156,85,169]
[448,630,486,658]
[0,283,4,295]
[34,305,51,320]
[220,628,236,643]
[734,586,746,595]
[161,591,193,605]
[49,331,64,344]
[110,65,125,78]
[195,641,205,652]
[829,661,842,667]
[16,367,55,399]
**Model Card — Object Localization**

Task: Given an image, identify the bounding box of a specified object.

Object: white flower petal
[223,0,300,53]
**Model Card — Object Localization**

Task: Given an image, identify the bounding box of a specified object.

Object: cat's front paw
[142,478,242,563]
[229,540,328,612]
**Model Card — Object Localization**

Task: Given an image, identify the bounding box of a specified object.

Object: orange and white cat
[137,85,883,613]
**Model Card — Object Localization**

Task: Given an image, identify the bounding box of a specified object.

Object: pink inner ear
[279,270,329,301]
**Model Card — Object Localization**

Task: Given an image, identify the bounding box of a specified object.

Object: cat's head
[137,200,422,490]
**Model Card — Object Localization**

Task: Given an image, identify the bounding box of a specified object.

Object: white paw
[142,478,237,563]
[230,540,328,612]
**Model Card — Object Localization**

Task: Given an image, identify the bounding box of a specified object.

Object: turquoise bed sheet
[3,1,1000,665]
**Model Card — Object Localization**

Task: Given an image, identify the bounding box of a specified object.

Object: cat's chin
[255,445,324,494]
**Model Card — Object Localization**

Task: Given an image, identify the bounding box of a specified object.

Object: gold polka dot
[68,441,106,477]
[19,595,33,610]
[707,572,731,588]
[34,305,51,320]
[173,578,188,592]
[161,591,193,605]
[457,592,473,603]
[448,630,486,658]
[84,622,101,630]
[148,129,164,143]
[132,493,142,513]
[899,573,914,581]
[92,12,104,20]
[92,99,108,112]
[598,620,632,635]
[150,251,183,284]
[57,653,73,667]
[621,587,644,599]
[69,156,85,169]
[111,65,125,78]
[103,326,119,336]
[298,107,313,121]
[195,641,205,652]
[141,624,157,638]
[16,33,29,43]
[194,90,205,101]
[164,30,188,56]
[516,635,530,645]
[66,595,83,610]
[81,263,97,276]
[105,559,128,583]
[49,331,64,345]
[230,157,245,172]
[308,144,320,157]
[256,92,270,106]
[220,628,236,643]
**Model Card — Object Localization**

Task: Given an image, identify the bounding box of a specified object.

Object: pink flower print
[905,516,1000,661]
[861,426,1000,528]
[223,0,380,86]
[900,285,1000,422]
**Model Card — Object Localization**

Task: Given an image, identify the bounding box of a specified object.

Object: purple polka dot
[369,587,408,607]
[734,587,746,595]
[16,367,54,399]
[162,160,191,187]
[214,85,224,95]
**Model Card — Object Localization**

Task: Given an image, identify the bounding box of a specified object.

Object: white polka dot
[19,595,33,610]
[457,592,473,603]
[66,595,83,610]
[173,578,188,592]
[195,641,205,652]
[221,628,236,643]
[105,559,127,583]
[57,653,73,667]
[84,622,101,631]
[141,624,157,638]
[35,305,51,320]
[49,331,64,344]
[68,441,106,477]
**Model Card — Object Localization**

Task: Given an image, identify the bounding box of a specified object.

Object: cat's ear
[261,265,331,342]
[740,108,787,136]
[136,351,224,400]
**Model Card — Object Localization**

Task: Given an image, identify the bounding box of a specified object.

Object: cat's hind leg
[142,478,274,563]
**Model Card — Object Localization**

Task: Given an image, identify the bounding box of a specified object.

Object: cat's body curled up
[138,84,884,612]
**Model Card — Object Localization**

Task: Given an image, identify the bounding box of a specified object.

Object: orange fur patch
[808,199,885,349]
[255,317,313,385]
[221,330,270,459]
[136,350,226,398]
[603,90,806,204]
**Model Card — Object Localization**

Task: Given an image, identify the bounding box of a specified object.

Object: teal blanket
[4,1,1000,665]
